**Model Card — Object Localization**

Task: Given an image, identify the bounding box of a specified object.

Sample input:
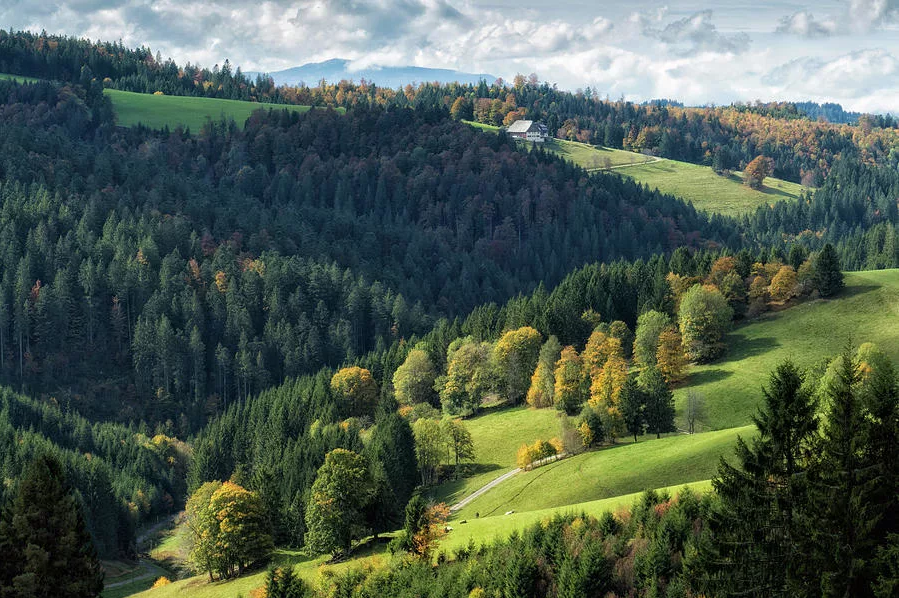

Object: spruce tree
[699,360,818,597]
[620,373,646,442]
[815,243,844,297]
[2,454,104,598]
[808,349,879,597]
[639,366,676,439]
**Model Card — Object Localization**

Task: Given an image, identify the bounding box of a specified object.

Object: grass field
[451,426,748,520]
[440,480,712,553]
[676,269,899,430]
[104,89,324,131]
[102,561,172,598]
[460,121,808,216]
[430,406,567,505]
[619,159,808,217]
[0,72,41,83]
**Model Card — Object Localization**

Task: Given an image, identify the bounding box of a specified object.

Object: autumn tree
[554,346,588,414]
[588,340,628,440]
[634,310,671,368]
[208,481,273,578]
[656,326,687,384]
[391,495,450,559]
[186,481,223,581]
[527,336,561,408]
[493,326,543,404]
[305,449,373,560]
[393,348,438,406]
[331,367,379,418]
[744,155,773,189]
[678,284,733,362]
[769,265,798,302]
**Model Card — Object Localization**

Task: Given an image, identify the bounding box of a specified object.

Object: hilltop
[249,58,496,88]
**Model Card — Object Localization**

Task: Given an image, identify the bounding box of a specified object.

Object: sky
[3,0,899,112]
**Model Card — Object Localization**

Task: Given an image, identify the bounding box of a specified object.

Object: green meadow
[104,89,326,131]
[675,269,899,430]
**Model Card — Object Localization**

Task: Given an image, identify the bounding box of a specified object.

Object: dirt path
[104,513,181,591]
[449,453,568,513]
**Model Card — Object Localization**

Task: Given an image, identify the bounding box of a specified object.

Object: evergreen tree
[365,409,418,523]
[815,243,844,297]
[638,366,675,439]
[807,349,878,596]
[620,373,646,442]
[0,454,104,598]
[699,360,818,597]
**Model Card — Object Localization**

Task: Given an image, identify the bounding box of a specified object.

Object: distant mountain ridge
[248,58,496,88]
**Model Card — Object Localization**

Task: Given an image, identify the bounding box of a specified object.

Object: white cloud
[640,9,751,55]
[776,11,838,37]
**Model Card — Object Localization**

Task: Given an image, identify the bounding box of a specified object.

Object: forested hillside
[0,73,746,428]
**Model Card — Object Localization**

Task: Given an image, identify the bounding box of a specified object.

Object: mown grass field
[461,120,808,216]
[440,480,712,553]
[619,159,808,217]
[104,89,325,131]
[430,406,566,505]
[451,426,748,520]
[676,269,899,431]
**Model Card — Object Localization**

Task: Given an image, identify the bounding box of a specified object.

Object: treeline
[276,345,899,597]
[0,74,739,427]
[0,386,189,557]
[6,30,899,185]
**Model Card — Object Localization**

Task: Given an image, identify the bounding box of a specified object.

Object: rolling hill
[249,58,495,88]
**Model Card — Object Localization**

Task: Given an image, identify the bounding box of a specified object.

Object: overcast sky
[4,0,899,112]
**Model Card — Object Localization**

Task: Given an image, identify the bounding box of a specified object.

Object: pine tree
[2,454,104,598]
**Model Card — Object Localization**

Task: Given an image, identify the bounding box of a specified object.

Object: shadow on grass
[727,335,780,360]
[688,368,733,386]
[836,284,879,300]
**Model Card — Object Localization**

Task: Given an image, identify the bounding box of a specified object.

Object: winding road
[449,452,568,513]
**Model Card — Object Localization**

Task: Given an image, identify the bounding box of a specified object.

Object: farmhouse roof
[507,120,535,133]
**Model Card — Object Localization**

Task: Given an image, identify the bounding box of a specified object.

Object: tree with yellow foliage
[493,326,542,404]
[553,346,588,414]
[656,326,687,384]
[331,366,379,418]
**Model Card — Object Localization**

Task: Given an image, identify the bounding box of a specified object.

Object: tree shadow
[688,368,732,386]
[724,335,780,361]
[835,284,879,300]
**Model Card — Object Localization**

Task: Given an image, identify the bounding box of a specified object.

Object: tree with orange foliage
[393,495,449,559]
[744,156,774,189]
[770,265,798,302]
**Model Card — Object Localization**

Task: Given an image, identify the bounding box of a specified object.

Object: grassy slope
[430,406,566,505]
[102,561,172,598]
[460,120,807,216]
[620,160,807,217]
[441,480,712,553]
[104,89,320,131]
[676,269,899,431]
[451,426,748,520]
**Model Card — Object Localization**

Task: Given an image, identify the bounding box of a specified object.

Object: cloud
[775,11,838,38]
[763,49,899,100]
[640,10,751,55]
[848,0,899,31]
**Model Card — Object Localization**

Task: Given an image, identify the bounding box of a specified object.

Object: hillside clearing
[618,159,808,217]
[104,89,335,131]
[0,72,41,83]
[451,426,749,520]
[678,269,899,431]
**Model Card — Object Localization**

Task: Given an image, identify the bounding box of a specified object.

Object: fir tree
[815,243,844,297]
[1,454,104,598]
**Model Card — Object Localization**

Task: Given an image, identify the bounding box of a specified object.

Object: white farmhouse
[506,120,549,143]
